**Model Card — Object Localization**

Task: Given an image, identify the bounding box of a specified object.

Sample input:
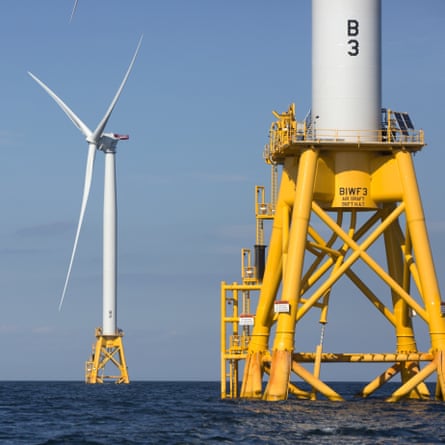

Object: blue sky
[0,0,444,381]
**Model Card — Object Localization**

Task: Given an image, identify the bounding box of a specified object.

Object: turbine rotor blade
[91,35,143,142]
[58,143,96,311]
[69,0,79,22]
[28,71,92,139]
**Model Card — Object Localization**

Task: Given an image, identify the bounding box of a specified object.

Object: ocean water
[0,381,444,444]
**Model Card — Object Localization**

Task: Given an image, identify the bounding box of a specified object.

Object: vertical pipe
[254,244,266,282]
[383,213,417,352]
[220,283,227,399]
[383,213,430,398]
[103,149,117,335]
[395,150,445,350]
[265,148,319,401]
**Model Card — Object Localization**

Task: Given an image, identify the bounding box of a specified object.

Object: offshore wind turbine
[29,36,142,383]
[221,0,445,402]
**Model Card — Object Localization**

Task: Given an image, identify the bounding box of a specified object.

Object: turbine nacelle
[98,133,130,152]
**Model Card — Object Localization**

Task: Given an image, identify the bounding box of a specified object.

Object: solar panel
[402,112,414,130]
[394,112,408,134]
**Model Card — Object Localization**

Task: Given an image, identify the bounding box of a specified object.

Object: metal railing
[265,127,425,160]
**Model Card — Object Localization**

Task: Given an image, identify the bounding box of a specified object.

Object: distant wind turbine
[28,36,143,383]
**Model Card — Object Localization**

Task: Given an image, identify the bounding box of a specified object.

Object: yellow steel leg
[264,148,319,401]
[85,327,129,384]
[241,158,298,398]
[395,150,445,399]
[383,213,415,349]
[395,150,445,350]
[264,349,292,400]
[240,351,264,398]
[384,214,429,399]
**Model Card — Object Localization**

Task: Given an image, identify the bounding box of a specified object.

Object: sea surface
[0,381,444,444]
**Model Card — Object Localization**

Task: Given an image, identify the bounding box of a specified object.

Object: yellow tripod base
[85,327,129,384]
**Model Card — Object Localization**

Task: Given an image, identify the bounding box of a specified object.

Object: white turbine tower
[29,36,142,383]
